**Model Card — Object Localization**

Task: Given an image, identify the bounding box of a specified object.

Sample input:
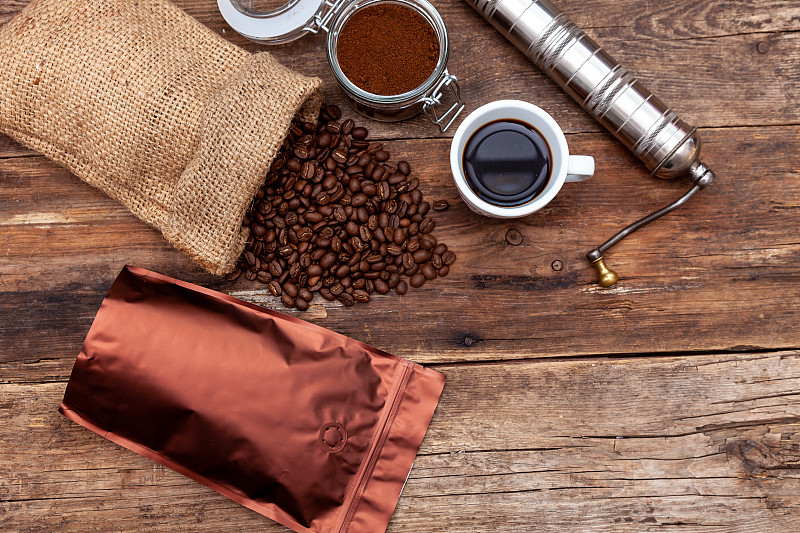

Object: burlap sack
[0,0,323,275]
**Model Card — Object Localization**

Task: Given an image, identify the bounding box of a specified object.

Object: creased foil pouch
[59,266,445,533]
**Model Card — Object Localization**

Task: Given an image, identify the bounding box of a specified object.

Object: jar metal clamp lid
[218,0,465,131]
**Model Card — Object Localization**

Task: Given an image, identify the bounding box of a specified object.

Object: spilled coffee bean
[236,104,455,310]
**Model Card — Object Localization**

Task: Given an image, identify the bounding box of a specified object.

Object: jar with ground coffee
[218,0,465,131]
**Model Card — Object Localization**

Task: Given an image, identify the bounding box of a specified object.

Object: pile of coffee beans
[229,105,455,311]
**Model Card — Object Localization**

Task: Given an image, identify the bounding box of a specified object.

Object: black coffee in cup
[462,119,552,207]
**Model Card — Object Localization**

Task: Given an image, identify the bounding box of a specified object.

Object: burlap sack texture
[0,0,323,275]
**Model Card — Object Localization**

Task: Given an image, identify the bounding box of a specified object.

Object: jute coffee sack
[0,0,322,275]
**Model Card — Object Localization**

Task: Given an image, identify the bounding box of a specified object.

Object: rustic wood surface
[1,0,799,530]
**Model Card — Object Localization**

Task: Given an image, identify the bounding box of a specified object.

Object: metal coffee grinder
[464,0,716,287]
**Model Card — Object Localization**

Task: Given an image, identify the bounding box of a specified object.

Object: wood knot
[757,41,770,54]
[551,260,563,271]
[505,229,523,246]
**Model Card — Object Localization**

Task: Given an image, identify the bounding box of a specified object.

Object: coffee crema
[462,119,552,207]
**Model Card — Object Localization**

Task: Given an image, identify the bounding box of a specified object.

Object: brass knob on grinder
[588,256,618,288]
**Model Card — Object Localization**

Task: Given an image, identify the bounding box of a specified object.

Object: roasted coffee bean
[251,223,266,237]
[256,271,272,284]
[227,268,242,281]
[341,119,354,135]
[298,288,313,302]
[419,234,437,249]
[374,150,390,162]
[317,132,332,147]
[397,160,411,175]
[268,280,282,297]
[294,298,309,311]
[395,280,409,295]
[283,282,299,298]
[353,290,370,303]
[442,250,456,265]
[438,264,450,277]
[351,126,368,140]
[419,217,435,233]
[402,252,415,270]
[431,254,443,269]
[281,294,295,308]
[319,287,335,301]
[327,105,341,119]
[421,263,437,280]
[433,243,448,256]
[410,273,426,287]
[337,292,355,306]
[374,279,390,294]
[413,249,431,263]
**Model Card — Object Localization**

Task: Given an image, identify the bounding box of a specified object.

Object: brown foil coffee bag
[59,266,445,532]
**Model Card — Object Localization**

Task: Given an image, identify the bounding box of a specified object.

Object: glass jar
[218,0,465,131]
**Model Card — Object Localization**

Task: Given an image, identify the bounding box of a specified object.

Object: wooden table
[2,0,800,530]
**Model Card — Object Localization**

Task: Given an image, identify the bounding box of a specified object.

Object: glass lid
[217,0,336,44]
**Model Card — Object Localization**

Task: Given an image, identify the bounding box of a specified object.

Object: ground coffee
[337,4,439,96]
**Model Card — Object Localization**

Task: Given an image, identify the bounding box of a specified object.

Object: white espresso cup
[450,100,594,218]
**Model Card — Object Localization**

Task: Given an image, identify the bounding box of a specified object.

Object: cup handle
[566,155,594,183]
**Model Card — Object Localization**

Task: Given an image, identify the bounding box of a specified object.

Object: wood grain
[2,0,800,530]
[2,125,798,367]
[2,351,799,531]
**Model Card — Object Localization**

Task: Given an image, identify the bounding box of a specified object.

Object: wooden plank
[2,351,799,530]
[2,125,799,369]
[0,0,798,152]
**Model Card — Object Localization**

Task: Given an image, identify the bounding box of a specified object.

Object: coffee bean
[281,294,295,307]
[374,150,390,162]
[397,160,411,175]
[433,243,447,256]
[320,287,335,300]
[421,263,437,280]
[256,271,272,283]
[341,119,354,135]
[283,282,299,298]
[419,217,435,233]
[413,249,431,262]
[351,126,368,140]
[337,292,355,306]
[438,265,449,277]
[410,273,426,287]
[395,280,408,294]
[227,268,242,281]
[326,105,341,119]
[268,280,282,296]
[374,279,390,294]
[433,199,449,211]
[419,234,437,249]
[294,298,309,311]
[299,288,313,302]
[353,289,370,303]
[442,250,456,265]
